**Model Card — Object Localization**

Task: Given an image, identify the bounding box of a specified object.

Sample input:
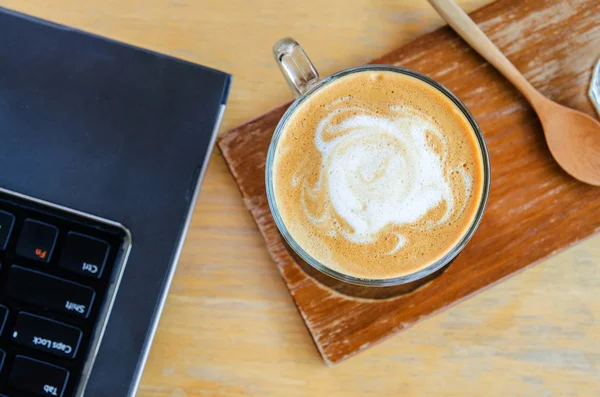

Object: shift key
[6,266,95,318]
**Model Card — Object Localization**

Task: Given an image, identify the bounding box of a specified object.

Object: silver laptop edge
[127,103,227,396]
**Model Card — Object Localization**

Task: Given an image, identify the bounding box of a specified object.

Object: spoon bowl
[538,98,600,185]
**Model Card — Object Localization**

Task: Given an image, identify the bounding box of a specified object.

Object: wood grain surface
[218,0,600,366]
[1,0,599,395]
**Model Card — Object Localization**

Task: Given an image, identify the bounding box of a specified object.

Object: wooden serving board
[217,0,600,365]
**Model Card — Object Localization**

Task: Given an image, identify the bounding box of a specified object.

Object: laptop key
[9,356,69,397]
[59,232,109,278]
[0,305,8,335]
[15,219,58,263]
[12,312,82,359]
[0,210,15,250]
[5,266,96,318]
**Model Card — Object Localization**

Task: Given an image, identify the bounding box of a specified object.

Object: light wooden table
[2,1,599,395]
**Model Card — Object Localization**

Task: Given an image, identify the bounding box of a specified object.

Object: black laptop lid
[0,8,230,395]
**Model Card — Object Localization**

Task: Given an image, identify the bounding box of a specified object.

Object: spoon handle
[428,0,543,105]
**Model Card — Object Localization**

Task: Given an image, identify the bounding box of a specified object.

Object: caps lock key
[11,312,82,359]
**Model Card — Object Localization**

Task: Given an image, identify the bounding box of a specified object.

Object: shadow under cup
[266,64,491,289]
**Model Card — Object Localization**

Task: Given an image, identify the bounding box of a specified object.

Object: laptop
[0,7,231,396]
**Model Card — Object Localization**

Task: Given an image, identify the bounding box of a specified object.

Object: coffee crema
[272,70,485,280]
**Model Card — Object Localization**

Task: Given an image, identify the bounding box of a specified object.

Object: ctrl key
[9,356,69,397]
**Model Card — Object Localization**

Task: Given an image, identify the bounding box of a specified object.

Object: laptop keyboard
[0,191,129,397]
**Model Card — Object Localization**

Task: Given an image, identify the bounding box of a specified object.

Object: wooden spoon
[429,0,600,186]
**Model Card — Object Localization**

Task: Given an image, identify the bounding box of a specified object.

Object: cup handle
[273,38,320,98]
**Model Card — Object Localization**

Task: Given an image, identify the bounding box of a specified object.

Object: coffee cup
[266,37,490,286]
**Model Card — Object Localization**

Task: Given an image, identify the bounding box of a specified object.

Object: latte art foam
[303,97,472,251]
[273,71,484,279]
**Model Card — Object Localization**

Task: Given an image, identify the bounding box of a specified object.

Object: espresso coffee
[272,70,485,280]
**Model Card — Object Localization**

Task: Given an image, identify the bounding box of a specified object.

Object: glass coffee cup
[266,38,491,287]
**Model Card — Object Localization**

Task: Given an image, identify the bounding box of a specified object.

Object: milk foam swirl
[293,96,472,253]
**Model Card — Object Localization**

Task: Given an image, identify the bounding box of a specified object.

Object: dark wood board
[217,0,600,365]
